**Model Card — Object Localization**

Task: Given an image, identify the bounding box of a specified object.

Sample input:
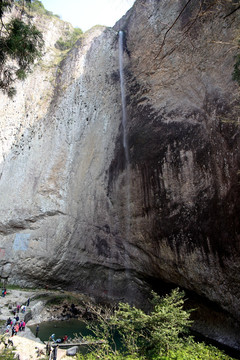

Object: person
[5,324,11,333]
[35,324,39,337]
[21,305,26,313]
[62,334,68,343]
[21,320,25,331]
[11,325,15,337]
[26,298,30,307]
[52,344,58,360]
[14,323,19,335]
[50,333,56,342]
[46,341,51,356]
[19,321,22,331]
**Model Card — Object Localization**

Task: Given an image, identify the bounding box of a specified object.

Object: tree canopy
[77,289,235,360]
[0,0,44,97]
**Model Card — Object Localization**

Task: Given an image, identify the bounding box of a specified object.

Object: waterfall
[118,30,130,236]
[119,30,129,164]
[118,30,132,297]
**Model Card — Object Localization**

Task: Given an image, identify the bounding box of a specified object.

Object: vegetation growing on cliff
[77,289,236,360]
[24,1,83,51]
[55,27,83,51]
[27,0,60,17]
[0,0,44,97]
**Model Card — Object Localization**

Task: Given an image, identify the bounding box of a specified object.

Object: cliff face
[0,0,240,349]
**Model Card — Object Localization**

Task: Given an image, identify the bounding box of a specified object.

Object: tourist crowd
[2,292,30,337]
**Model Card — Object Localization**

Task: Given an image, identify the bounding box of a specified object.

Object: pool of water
[29,319,92,343]
[28,319,240,359]
[29,318,122,356]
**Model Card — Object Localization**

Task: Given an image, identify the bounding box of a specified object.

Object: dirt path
[0,336,70,360]
[0,288,36,321]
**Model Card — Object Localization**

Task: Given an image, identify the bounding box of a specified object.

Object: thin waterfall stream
[118,30,131,293]
[119,30,129,164]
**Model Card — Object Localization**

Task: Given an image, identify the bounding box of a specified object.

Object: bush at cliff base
[0,348,16,360]
[76,288,236,360]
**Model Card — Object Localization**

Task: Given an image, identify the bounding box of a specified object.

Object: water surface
[29,319,92,342]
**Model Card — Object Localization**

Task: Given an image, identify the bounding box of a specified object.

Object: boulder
[66,346,78,356]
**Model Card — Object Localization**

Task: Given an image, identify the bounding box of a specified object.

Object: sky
[41,0,135,32]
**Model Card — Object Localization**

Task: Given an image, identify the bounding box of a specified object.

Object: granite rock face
[0,0,240,349]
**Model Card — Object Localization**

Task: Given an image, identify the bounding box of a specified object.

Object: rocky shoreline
[0,288,92,359]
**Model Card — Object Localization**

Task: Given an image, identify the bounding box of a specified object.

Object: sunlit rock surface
[0,0,240,350]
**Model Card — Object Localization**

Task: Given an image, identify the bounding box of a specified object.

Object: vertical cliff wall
[112,0,240,348]
[0,0,240,349]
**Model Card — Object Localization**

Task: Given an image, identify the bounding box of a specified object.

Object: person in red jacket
[14,323,19,335]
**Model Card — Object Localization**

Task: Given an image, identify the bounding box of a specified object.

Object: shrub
[16,0,60,19]
[0,336,16,360]
[0,348,16,360]
[76,288,236,360]
[55,28,83,51]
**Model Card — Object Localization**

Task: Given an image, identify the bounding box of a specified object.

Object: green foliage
[55,27,83,51]
[16,0,60,17]
[0,336,16,359]
[165,339,235,359]
[29,0,45,13]
[77,353,140,360]
[29,0,52,16]
[109,289,192,359]
[45,294,78,306]
[0,319,6,326]
[0,282,22,290]
[76,289,236,360]
[0,0,44,96]
[0,348,16,360]
[5,18,43,65]
[1,1,30,16]
[232,52,240,85]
